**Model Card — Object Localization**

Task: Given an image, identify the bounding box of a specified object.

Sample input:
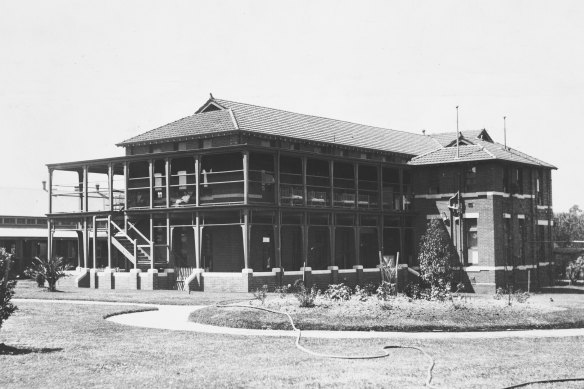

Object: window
[465,218,478,265]
[465,166,477,192]
[427,168,441,194]
[518,218,526,265]
[515,168,523,193]
[504,218,512,265]
[537,225,546,262]
[537,169,544,205]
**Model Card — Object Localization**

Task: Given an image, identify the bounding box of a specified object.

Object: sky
[1,0,583,212]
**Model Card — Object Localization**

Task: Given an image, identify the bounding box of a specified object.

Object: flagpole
[503,116,507,150]
[456,106,460,159]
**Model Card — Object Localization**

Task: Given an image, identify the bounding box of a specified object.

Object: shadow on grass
[0,343,63,355]
[541,286,584,294]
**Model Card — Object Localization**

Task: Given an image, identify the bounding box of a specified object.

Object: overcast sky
[1,0,582,212]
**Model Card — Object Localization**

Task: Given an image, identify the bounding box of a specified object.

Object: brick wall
[203,272,246,292]
[249,272,279,291]
[338,269,358,288]
[281,271,304,287]
[362,268,381,285]
[113,272,135,290]
[311,271,332,290]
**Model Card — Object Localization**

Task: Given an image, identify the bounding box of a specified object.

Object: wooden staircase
[110,219,153,270]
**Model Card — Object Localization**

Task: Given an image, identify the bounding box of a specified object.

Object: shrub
[404,281,429,300]
[354,285,369,302]
[417,219,457,300]
[292,280,319,308]
[494,286,530,305]
[566,257,584,285]
[379,256,397,284]
[27,256,70,292]
[34,273,45,288]
[324,283,352,301]
[274,284,292,298]
[253,284,268,305]
[354,283,378,302]
[514,290,530,304]
[0,248,17,331]
[376,281,395,301]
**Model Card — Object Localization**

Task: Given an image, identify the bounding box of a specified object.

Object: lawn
[1,300,583,388]
[189,293,584,332]
[1,280,583,388]
[14,277,253,306]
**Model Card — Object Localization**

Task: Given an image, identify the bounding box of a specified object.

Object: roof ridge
[214,98,430,139]
[480,144,497,159]
[410,146,443,161]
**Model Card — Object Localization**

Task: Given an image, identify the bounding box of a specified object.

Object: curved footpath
[14,298,584,339]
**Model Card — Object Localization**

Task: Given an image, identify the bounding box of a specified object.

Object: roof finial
[209,93,214,99]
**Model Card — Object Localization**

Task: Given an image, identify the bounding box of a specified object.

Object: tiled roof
[118,97,438,156]
[117,96,555,169]
[409,144,495,165]
[211,99,438,156]
[430,130,486,147]
[409,131,556,168]
[117,109,237,145]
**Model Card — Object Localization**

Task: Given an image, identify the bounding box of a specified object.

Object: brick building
[45,96,555,293]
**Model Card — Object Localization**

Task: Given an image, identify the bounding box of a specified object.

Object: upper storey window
[503,166,523,194]
[537,169,545,205]
[464,166,477,192]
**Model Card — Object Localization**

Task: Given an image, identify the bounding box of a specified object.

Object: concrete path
[14,298,584,339]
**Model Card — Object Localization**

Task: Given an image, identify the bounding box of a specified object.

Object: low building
[45,96,555,292]
[0,188,77,275]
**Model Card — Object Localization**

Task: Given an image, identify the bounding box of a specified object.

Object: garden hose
[216,303,437,388]
[217,302,584,389]
[501,377,584,388]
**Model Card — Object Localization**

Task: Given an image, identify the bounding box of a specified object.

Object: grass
[189,293,584,332]
[1,299,584,388]
[13,277,253,306]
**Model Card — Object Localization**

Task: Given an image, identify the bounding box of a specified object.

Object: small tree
[417,219,457,300]
[0,248,17,331]
[28,256,69,292]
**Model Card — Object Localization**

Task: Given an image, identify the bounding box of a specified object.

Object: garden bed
[189,294,584,332]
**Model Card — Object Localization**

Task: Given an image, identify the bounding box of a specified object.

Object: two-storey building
[45,96,555,293]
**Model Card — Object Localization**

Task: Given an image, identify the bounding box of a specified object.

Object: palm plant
[28,256,69,292]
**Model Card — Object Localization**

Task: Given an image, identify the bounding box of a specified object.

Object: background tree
[417,219,457,300]
[554,205,584,247]
[0,248,17,332]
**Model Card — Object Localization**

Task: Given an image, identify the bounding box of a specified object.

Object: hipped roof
[117,96,555,169]
[118,97,438,157]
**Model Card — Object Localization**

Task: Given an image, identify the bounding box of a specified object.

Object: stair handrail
[127,221,152,244]
[110,220,135,244]
[133,241,138,269]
